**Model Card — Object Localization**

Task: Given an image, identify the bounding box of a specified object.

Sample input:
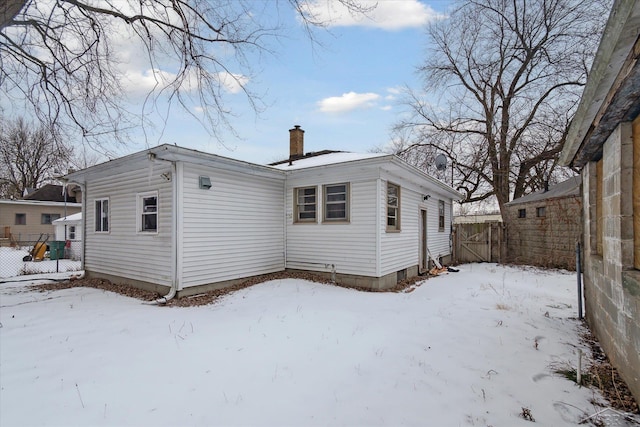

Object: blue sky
[111,1,452,164]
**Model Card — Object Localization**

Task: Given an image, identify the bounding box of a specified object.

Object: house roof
[271,152,390,170]
[65,143,463,200]
[53,212,82,224]
[65,144,285,183]
[559,0,640,168]
[269,149,344,166]
[505,176,581,206]
[23,184,77,202]
[0,199,82,208]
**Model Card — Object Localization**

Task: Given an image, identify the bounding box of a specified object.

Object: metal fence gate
[453,222,504,264]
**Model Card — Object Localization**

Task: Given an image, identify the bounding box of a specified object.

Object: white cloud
[216,72,249,94]
[300,0,444,30]
[318,92,380,113]
[123,69,177,95]
[121,69,248,96]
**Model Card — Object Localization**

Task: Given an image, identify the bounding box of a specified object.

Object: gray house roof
[505,176,581,206]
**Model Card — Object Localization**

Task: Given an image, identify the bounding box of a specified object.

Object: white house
[53,212,83,260]
[65,127,461,298]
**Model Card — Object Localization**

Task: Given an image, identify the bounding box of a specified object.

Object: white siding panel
[285,177,378,277]
[84,164,173,286]
[380,184,420,275]
[181,165,285,288]
[380,180,453,276]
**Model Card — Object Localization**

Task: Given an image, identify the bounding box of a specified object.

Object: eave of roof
[64,144,462,199]
[505,176,581,206]
[559,0,640,168]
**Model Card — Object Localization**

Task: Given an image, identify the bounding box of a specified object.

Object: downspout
[80,182,86,273]
[153,159,179,304]
[283,180,287,271]
[375,177,381,278]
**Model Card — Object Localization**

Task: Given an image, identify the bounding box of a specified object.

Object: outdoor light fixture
[423,195,431,201]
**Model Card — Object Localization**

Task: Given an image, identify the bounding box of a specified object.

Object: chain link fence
[0,235,82,279]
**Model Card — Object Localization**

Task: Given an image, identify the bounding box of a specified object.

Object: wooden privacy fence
[453,222,504,264]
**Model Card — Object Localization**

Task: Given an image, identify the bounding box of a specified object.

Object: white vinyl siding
[286,172,378,277]
[84,165,173,287]
[380,179,453,276]
[180,165,285,288]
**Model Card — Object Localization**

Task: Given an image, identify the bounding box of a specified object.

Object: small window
[95,198,109,232]
[68,226,76,240]
[15,213,26,225]
[138,192,158,232]
[518,208,526,218]
[294,187,317,223]
[536,206,546,217]
[41,213,61,224]
[387,182,400,231]
[323,183,349,222]
[438,200,445,232]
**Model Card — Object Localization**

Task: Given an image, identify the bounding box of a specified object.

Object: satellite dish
[435,154,448,171]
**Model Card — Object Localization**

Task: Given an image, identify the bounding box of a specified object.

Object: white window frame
[294,186,317,223]
[323,183,350,222]
[386,182,401,232]
[68,225,76,240]
[137,191,158,233]
[95,198,109,233]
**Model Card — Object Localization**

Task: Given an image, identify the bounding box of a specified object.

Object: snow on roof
[271,152,391,170]
[53,212,82,223]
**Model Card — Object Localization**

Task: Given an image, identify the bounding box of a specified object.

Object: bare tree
[1,0,371,149]
[394,0,610,219]
[0,118,73,199]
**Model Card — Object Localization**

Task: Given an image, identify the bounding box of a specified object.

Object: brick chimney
[289,125,304,159]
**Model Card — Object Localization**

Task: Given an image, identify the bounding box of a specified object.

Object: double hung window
[295,187,317,223]
[387,182,400,231]
[323,183,349,222]
[138,192,158,232]
[95,199,109,232]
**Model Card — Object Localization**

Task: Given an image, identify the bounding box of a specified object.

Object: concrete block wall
[582,122,640,402]
[506,197,583,270]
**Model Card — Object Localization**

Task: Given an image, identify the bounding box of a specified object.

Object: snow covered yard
[0,264,636,426]
[0,247,81,278]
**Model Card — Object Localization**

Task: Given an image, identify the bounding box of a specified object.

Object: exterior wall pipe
[576,240,583,319]
[151,158,178,305]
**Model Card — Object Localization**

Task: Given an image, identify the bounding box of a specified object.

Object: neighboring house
[53,212,83,260]
[23,183,81,203]
[504,176,582,270]
[64,126,461,297]
[558,0,640,402]
[0,199,82,245]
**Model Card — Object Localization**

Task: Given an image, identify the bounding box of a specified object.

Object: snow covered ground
[0,264,637,426]
[0,247,81,278]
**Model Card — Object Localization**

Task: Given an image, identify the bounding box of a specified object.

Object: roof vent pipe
[289,125,304,159]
